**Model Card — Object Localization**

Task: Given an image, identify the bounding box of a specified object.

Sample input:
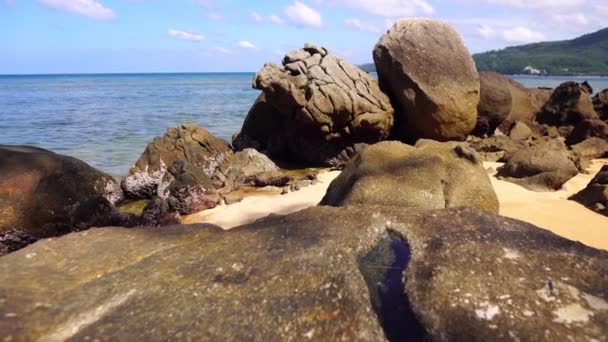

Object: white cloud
[476,24,497,39]
[550,12,588,26]
[329,0,434,18]
[38,0,115,19]
[344,18,380,33]
[502,26,545,43]
[215,46,232,54]
[486,0,587,11]
[251,11,285,24]
[237,40,257,49]
[168,29,205,42]
[285,1,323,28]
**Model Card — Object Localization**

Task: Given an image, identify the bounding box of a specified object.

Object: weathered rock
[508,121,533,141]
[570,165,608,217]
[0,145,129,240]
[570,137,608,160]
[234,44,394,165]
[320,140,499,213]
[222,193,243,205]
[140,197,181,227]
[473,72,512,136]
[122,124,232,199]
[565,118,608,146]
[1,206,607,341]
[501,80,552,129]
[0,230,38,257]
[467,135,526,162]
[373,18,480,142]
[163,160,219,215]
[497,139,579,191]
[593,88,608,120]
[536,81,598,130]
[213,148,292,188]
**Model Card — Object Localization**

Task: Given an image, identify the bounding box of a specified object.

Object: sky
[1,0,607,74]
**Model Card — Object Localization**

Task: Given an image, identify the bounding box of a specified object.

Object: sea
[1,73,607,178]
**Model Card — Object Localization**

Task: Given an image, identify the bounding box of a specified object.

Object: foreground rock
[122,124,232,199]
[570,165,608,216]
[321,140,499,213]
[473,72,512,136]
[373,18,479,142]
[496,139,579,191]
[1,206,607,341]
[234,44,394,166]
[0,145,130,254]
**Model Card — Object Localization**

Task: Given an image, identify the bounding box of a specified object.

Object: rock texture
[474,72,512,136]
[566,119,608,146]
[373,18,480,142]
[536,82,598,131]
[593,88,608,120]
[122,124,232,199]
[501,80,552,128]
[1,206,607,341]
[162,160,220,215]
[234,44,394,166]
[0,145,129,244]
[496,139,579,191]
[213,148,292,188]
[508,121,532,141]
[467,135,527,162]
[320,140,499,213]
[570,165,608,216]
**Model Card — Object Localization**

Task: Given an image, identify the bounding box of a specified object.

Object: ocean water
[1,73,607,178]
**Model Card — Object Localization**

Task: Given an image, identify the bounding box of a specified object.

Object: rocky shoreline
[1,18,608,340]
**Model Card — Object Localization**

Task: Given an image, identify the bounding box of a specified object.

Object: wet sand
[184,159,608,251]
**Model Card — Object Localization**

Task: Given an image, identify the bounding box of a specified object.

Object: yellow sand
[184,160,608,251]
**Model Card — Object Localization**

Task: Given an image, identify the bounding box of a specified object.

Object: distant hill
[359,28,608,76]
[473,28,608,76]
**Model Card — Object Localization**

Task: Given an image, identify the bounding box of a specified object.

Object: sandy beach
[184,159,608,251]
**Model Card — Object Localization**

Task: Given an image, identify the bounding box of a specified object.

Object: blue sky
[1,0,607,74]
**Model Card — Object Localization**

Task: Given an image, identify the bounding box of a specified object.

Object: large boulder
[320,140,499,213]
[569,165,608,216]
[536,81,598,130]
[0,145,130,253]
[1,206,607,341]
[373,18,480,142]
[570,137,608,160]
[500,79,552,129]
[234,44,394,166]
[161,160,220,215]
[473,72,512,136]
[496,139,579,191]
[592,88,608,120]
[565,118,608,146]
[122,124,232,199]
[213,148,292,189]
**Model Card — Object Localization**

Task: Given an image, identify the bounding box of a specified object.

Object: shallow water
[1,73,606,177]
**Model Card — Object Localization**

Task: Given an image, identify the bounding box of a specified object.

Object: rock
[536,82,598,130]
[570,137,608,160]
[0,145,130,241]
[0,230,38,257]
[163,160,219,215]
[467,135,526,162]
[122,124,232,199]
[473,72,512,136]
[570,165,608,216]
[565,118,608,146]
[213,148,292,188]
[593,88,608,120]
[508,121,533,141]
[497,138,579,191]
[1,206,607,341]
[140,197,181,227]
[222,193,243,205]
[501,80,552,128]
[280,186,289,195]
[234,44,394,165]
[373,18,479,141]
[320,140,499,213]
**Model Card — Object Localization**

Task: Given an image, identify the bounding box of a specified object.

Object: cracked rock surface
[233,43,394,166]
[320,140,499,213]
[373,18,480,142]
[1,206,607,341]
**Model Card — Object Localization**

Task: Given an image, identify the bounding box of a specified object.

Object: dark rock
[536,82,598,130]
[467,135,526,162]
[320,140,499,213]
[0,230,38,257]
[570,165,608,216]
[234,44,394,166]
[473,72,513,136]
[565,119,608,146]
[1,206,607,341]
[213,148,292,188]
[163,160,219,215]
[508,121,532,141]
[497,139,579,191]
[122,124,232,199]
[373,18,479,141]
[593,88,608,120]
[0,145,128,241]
[140,197,181,227]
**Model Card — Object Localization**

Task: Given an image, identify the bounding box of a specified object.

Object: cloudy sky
[1,0,607,74]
